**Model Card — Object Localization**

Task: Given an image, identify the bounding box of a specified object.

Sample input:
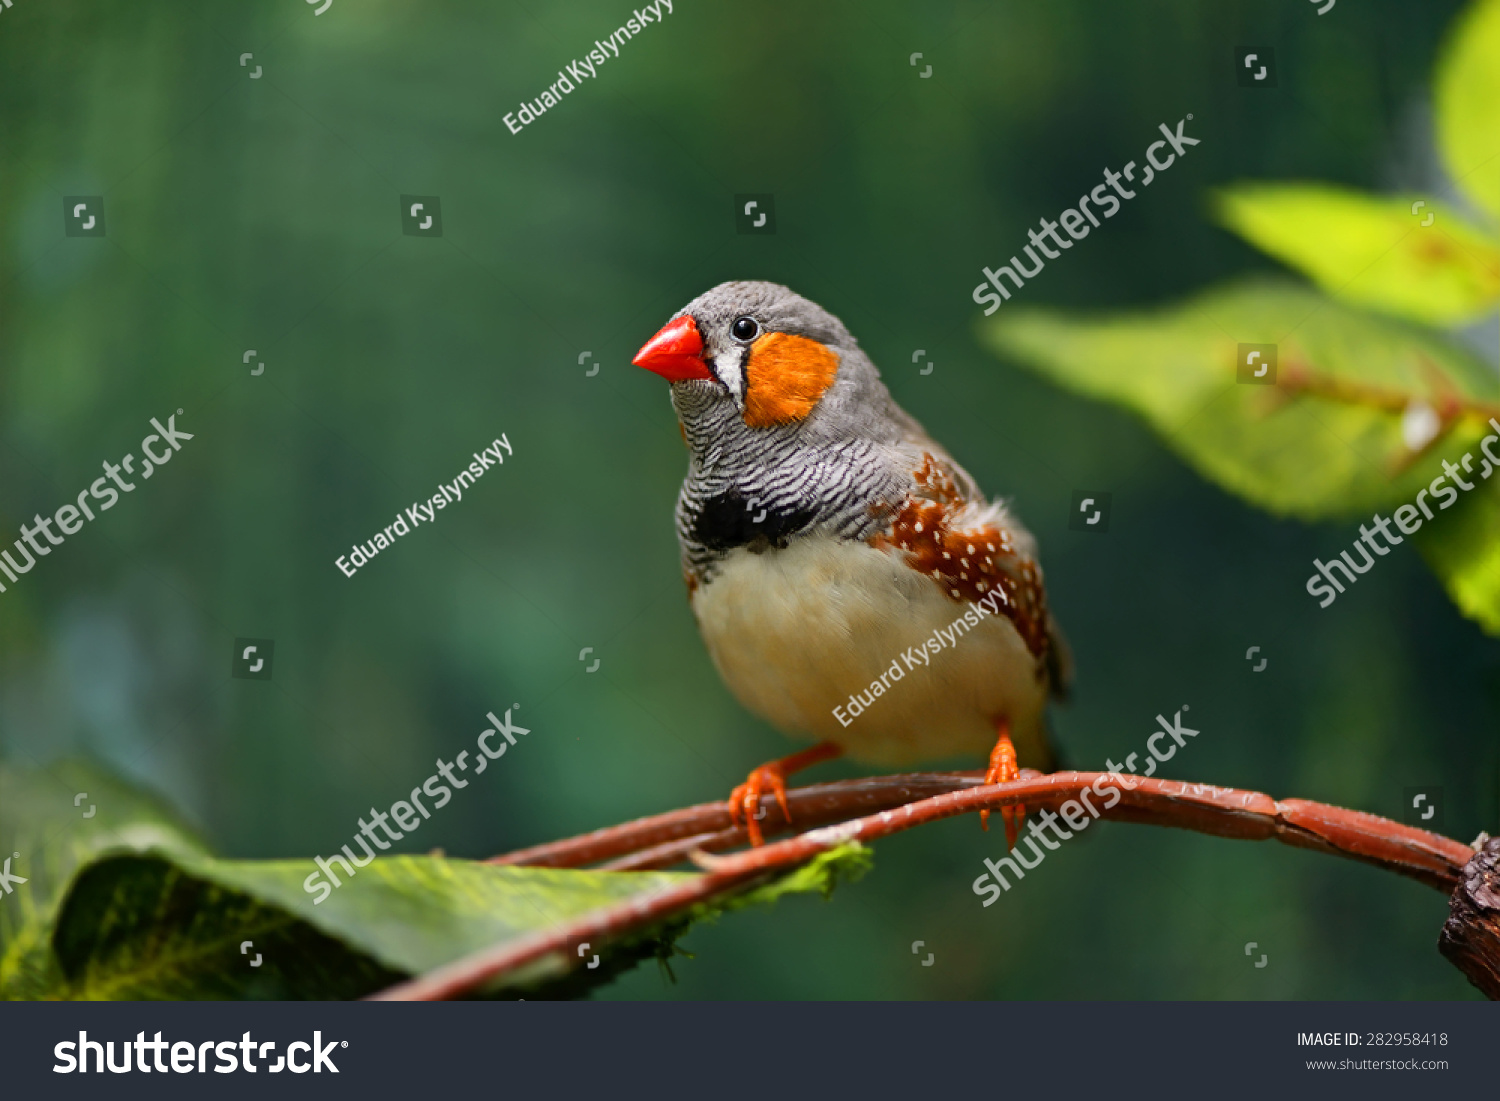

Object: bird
[631,281,1070,848]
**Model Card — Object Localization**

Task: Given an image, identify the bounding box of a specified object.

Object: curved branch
[486,771,980,871]
[683,772,1472,892]
[374,770,1472,1001]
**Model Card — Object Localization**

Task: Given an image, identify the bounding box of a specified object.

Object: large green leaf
[1,760,866,999]
[1436,0,1500,223]
[983,279,1500,520]
[1213,185,1500,326]
[47,849,700,1000]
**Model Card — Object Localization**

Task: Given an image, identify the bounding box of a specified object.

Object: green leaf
[1417,472,1500,635]
[49,850,696,999]
[982,279,1500,520]
[2,760,867,999]
[0,759,209,999]
[1213,185,1500,325]
[1436,0,1500,223]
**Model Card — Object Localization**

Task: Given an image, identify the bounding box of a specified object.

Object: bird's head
[632,281,887,452]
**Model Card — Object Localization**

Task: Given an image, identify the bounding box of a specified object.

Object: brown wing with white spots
[868,454,1068,697]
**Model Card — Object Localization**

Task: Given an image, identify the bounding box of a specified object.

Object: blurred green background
[1,0,1496,998]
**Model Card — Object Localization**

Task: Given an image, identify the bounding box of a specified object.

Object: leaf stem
[1279,357,1500,423]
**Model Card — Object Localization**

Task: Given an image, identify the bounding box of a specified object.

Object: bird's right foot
[728,741,841,847]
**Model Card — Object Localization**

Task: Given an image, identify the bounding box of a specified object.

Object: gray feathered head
[633,281,905,450]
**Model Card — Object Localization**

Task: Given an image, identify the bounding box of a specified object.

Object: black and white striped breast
[674,432,908,583]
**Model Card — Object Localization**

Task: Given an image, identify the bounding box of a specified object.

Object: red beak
[632,315,713,383]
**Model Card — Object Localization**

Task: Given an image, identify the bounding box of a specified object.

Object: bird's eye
[730,316,760,343]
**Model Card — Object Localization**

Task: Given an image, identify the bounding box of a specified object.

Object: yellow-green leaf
[983,279,1500,520]
[1213,184,1500,325]
[1436,0,1500,223]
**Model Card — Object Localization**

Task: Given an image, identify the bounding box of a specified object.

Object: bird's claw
[979,724,1023,850]
[728,765,791,847]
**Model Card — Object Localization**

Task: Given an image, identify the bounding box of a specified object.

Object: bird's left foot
[728,741,841,847]
[980,720,1023,850]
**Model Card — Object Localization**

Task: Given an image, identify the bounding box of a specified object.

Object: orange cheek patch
[742,332,839,428]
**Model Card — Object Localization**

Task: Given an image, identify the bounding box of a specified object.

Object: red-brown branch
[487,771,980,871]
[371,770,1474,1001]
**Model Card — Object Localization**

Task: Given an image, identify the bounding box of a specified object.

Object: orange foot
[728,741,841,847]
[979,720,1024,850]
